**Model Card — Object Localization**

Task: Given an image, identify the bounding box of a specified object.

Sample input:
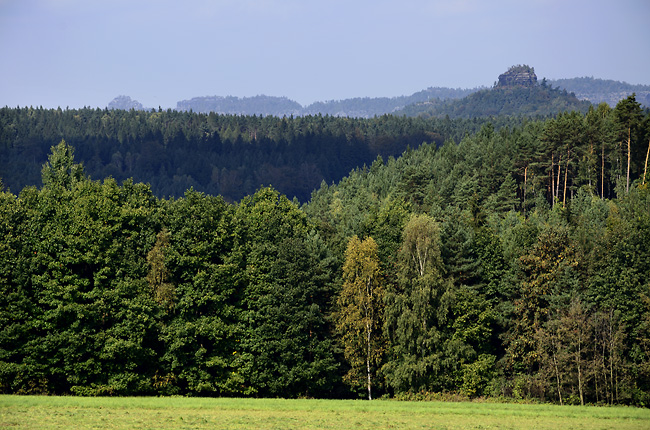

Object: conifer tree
[41,140,85,190]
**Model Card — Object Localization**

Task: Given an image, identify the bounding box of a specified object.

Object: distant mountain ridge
[109,68,648,118]
[398,84,593,118]
[176,95,303,116]
[397,66,594,118]
[547,77,650,107]
[399,66,595,118]
[174,87,480,118]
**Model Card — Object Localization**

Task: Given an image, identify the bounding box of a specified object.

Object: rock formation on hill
[497,65,538,88]
[108,95,145,110]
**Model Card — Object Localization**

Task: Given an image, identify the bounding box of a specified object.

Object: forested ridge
[548,77,650,107]
[175,87,479,118]
[113,76,648,118]
[399,81,593,118]
[0,106,519,202]
[1,95,650,405]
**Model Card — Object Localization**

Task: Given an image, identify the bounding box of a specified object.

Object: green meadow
[1,396,649,429]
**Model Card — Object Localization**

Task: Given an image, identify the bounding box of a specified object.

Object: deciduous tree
[337,235,384,399]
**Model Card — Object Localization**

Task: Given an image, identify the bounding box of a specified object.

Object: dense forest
[1,94,650,405]
[0,68,603,203]
[305,96,650,404]
[0,106,520,202]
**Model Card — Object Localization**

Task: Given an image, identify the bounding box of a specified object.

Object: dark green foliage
[613,95,644,193]
[235,188,339,397]
[157,190,242,395]
[305,107,650,403]
[1,104,649,405]
[41,140,86,190]
[383,214,450,393]
[0,107,495,202]
[0,167,161,395]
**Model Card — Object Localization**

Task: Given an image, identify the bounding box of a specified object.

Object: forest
[399,81,593,118]
[0,106,520,202]
[1,94,650,405]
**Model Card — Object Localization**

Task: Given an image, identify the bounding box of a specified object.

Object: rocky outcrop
[108,95,145,110]
[497,65,537,88]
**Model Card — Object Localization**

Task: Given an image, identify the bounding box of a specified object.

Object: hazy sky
[1,0,649,109]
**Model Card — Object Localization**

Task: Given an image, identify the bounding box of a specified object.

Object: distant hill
[399,84,594,118]
[176,95,302,116]
[108,95,145,111]
[398,66,593,118]
[173,87,479,118]
[300,87,479,118]
[109,67,648,118]
[547,77,650,107]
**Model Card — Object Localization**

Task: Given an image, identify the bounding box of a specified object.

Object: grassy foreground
[1,395,650,429]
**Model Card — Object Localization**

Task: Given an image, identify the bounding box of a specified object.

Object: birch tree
[383,214,447,392]
[336,235,384,400]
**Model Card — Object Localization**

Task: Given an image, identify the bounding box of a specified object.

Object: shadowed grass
[1,395,649,429]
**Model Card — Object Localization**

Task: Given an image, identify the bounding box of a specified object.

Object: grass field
[2,395,650,429]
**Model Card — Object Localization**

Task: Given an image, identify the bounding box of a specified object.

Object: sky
[1,0,649,109]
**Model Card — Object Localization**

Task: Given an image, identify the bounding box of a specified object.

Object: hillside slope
[548,76,650,107]
[398,66,593,118]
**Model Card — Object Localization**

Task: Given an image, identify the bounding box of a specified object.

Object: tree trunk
[643,139,650,185]
[551,153,555,207]
[365,275,373,401]
[523,165,528,216]
[588,140,594,188]
[601,142,605,199]
[556,154,562,205]
[626,126,631,193]
[563,150,570,208]
[553,348,563,405]
[604,340,611,404]
[577,335,584,406]
[609,314,614,405]
[593,335,599,404]
[366,322,372,400]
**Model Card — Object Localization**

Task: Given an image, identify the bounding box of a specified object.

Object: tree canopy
[1,97,650,404]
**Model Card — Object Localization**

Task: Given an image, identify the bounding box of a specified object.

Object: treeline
[0,106,513,202]
[1,96,650,404]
